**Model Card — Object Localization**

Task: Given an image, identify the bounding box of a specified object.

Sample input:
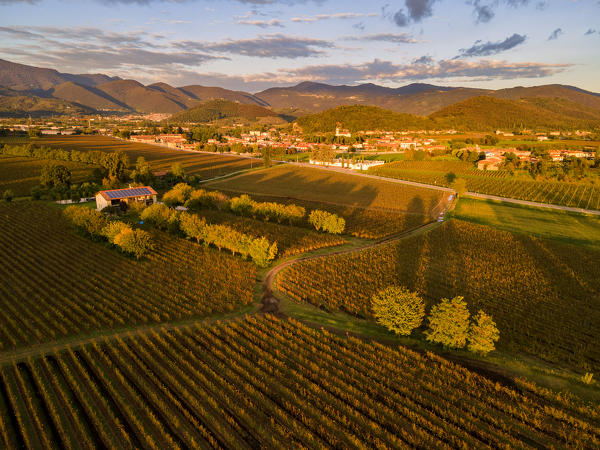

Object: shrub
[309,209,345,234]
[467,310,500,355]
[426,296,470,349]
[371,286,425,335]
[2,190,14,202]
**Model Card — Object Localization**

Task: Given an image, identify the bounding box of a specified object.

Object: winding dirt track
[260,220,442,314]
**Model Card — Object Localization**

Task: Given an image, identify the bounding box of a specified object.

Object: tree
[229,194,254,216]
[101,221,132,243]
[133,157,153,183]
[2,190,14,202]
[40,164,71,188]
[371,286,425,336]
[467,310,500,355]
[426,296,470,349]
[450,178,467,197]
[171,163,185,179]
[162,183,193,206]
[140,204,174,229]
[113,228,153,259]
[179,212,207,243]
[261,147,272,168]
[309,209,345,234]
[63,206,107,237]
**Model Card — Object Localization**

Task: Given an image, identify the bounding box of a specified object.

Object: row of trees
[63,206,153,259]
[140,203,277,266]
[308,210,346,234]
[1,144,129,179]
[162,183,345,234]
[372,286,499,355]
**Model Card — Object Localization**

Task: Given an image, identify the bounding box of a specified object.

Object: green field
[454,196,600,248]
[0,154,98,196]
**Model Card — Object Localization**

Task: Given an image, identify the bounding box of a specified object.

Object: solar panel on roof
[105,188,153,199]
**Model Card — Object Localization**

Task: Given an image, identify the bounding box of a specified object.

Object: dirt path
[260,220,441,314]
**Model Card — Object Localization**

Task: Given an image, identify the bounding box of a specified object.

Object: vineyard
[196,209,346,257]
[37,135,259,179]
[208,164,448,238]
[0,155,97,196]
[277,219,600,372]
[1,315,598,449]
[0,202,256,349]
[370,161,600,210]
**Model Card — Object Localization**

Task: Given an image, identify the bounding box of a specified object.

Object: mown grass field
[370,160,600,210]
[0,202,256,349]
[0,155,97,196]
[454,196,600,249]
[277,219,600,372]
[36,135,258,179]
[1,316,598,449]
[208,164,449,238]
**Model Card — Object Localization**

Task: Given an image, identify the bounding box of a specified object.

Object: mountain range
[1,58,600,125]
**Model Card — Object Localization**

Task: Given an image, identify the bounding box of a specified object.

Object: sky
[0,0,599,93]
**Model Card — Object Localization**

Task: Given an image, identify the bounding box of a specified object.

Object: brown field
[0,155,97,196]
[207,164,447,213]
[37,135,259,179]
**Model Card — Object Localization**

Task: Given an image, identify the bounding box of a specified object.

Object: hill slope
[0,95,94,117]
[430,96,600,130]
[51,81,130,112]
[0,58,119,92]
[168,99,284,123]
[295,105,434,133]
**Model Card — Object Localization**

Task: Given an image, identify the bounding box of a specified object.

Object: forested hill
[296,97,600,133]
[295,105,434,133]
[430,96,600,130]
[167,99,286,123]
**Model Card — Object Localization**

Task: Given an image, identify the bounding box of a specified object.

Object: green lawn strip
[452,196,600,249]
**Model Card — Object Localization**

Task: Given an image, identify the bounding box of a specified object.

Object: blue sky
[0,0,598,92]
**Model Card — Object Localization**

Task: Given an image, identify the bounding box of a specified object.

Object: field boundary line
[464,192,600,215]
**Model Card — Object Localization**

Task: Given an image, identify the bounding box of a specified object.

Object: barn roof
[98,186,157,201]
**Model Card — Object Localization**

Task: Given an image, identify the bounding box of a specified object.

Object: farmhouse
[96,186,157,211]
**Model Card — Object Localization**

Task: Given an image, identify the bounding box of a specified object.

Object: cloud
[547,28,563,40]
[584,29,596,35]
[235,58,570,86]
[343,33,418,44]
[471,0,495,23]
[238,18,284,28]
[178,34,334,58]
[291,12,372,23]
[469,0,535,24]
[456,33,526,58]
[389,0,438,27]
[413,55,433,64]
